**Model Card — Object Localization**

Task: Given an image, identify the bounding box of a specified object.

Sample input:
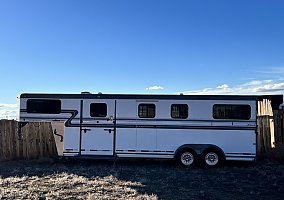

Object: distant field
[0,159,284,200]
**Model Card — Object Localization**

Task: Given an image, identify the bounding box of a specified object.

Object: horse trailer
[17,93,283,166]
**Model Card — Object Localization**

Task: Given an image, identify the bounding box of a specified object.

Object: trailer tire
[201,148,224,167]
[176,149,197,167]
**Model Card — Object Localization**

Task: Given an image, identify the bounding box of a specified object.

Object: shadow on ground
[0,159,284,200]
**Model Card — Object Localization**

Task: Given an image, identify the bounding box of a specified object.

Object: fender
[175,144,225,158]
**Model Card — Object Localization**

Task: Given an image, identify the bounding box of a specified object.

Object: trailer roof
[20,93,283,102]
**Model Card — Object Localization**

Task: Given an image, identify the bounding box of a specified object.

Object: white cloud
[253,83,284,92]
[0,103,17,119]
[243,80,273,86]
[181,80,284,95]
[146,86,164,91]
[216,84,229,89]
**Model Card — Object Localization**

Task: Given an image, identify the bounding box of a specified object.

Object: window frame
[90,103,108,118]
[171,104,189,119]
[27,99,61,114]
[138,103,156,118]
[213,104,251,120]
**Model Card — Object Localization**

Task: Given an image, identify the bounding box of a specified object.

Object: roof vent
[98,92,102,95]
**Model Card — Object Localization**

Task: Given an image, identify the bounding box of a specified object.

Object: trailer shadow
[0,159,284,200]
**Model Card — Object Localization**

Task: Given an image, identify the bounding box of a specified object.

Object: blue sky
[1,0,284,119]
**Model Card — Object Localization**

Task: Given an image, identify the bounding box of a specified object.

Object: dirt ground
[0,158,284,200]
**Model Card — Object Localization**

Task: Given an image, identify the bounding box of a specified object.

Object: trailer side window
[138,104,155,118]
[213,104,251,120]
[27,99,61,114]
[90,103,107,117]
[171,104,188,119]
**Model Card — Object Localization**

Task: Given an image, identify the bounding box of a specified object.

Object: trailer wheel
[177,149,197,167]
[202,149,223,167]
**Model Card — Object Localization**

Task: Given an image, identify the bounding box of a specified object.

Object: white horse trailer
[17,93,280,166]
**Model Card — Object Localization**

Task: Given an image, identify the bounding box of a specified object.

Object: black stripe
[63,110,79,127]
[20,93,263,100]
[63,151,80,154]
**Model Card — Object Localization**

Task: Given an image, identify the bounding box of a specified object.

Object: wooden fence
[0,120,57,161]
[257,116,274,155]
[257,110,284,155]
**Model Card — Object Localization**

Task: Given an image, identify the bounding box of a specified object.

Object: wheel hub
[181,152,194,166]
[205,152,219,166]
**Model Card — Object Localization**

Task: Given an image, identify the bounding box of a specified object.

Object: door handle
[104,129,114,133]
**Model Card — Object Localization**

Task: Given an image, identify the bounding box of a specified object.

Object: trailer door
[136,101,157,152]
[81,100,116,156]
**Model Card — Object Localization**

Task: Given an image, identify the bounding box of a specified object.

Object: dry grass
[1,159,284,200]
[0,173,156,200]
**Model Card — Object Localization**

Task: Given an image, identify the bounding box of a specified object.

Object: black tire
[176,149,197,167]
[201,149,224,167]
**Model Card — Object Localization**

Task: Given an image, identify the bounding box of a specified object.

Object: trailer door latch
[82,128,91,133]
[104,129,114,133]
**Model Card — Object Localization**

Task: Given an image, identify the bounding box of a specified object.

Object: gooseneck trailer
[17,93,283,166]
